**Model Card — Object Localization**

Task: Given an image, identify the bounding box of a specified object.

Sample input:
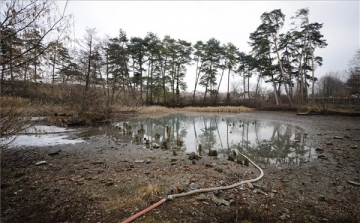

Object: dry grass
[179,106,254,113]
[0,96,34,138]
[135,106,254,114]
[136,106,175,114]
[138,183,162,200]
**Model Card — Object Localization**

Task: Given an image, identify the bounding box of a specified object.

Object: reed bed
[179,106,254,113]
[136,106,176,114]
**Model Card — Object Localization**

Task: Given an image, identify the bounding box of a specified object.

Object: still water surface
[81,113,317,166]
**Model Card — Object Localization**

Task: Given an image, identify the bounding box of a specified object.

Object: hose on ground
[120,153,264,223]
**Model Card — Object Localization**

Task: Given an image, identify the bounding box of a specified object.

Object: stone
[195,194,208,201]
[333,136,343,139]
[189,152,199,160]
[211,194,230,206]
[105,182,114,186]
[246,182,254,189]
[227,156,234,161]
[244,159,249,166]
[350,145,358,149]
[91,161,104,165]
[35,161,47,166]
[215,167,223,173]
[48,150,61,156]
[134,160,144,163]
[318,195,326,201]
[326,142,333,145]
[209,149,218,156]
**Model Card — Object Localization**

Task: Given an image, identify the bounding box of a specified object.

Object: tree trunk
[192,60,201,105]
[52,53,56,85]
[227,67,231,105]
[273,34,292,106]
[311,45,315,103]
[214,67,225,105]
[81,37,92,114]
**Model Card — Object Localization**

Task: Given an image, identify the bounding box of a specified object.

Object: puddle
[1,125,84,148]
[80,113,317,166]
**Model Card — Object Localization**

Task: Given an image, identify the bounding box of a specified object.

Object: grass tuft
[139,183,162,200]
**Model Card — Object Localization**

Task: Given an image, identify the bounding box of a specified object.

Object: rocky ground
[1,111,360,223]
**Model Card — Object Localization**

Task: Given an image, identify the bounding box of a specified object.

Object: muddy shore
[1,111,360,223]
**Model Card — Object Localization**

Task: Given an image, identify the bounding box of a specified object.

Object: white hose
[168,153,264,199]
[121,153,264,222]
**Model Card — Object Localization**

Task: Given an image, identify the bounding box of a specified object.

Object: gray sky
[60,1,359,93]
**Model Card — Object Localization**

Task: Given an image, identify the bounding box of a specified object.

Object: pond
[80,113,317,166]
[3,113,317,166]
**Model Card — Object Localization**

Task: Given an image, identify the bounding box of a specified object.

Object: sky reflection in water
[106,113,317,166]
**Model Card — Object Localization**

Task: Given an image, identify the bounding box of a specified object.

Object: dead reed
[179,106,254,113]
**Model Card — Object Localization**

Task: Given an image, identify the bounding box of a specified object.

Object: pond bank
[1,111,360,223]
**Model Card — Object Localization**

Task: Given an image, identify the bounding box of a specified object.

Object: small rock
[145,159,151,164]
[326,142,333,145]
[35,161,47,166]
[205,163,215,167]
[350,145,358,149]
[48,150,61,156]
[173,184,184,193]
[215,167,223,173]
[14,172,26,178]
[246,182,254,189]
[344,135,350,139]
[228,156,234,161]
[333,136,343,140]
[318,195,326,201]
[279,213,290,220]
[189,152,199,160]
[171,158,177,162]
[244,159,249,166]
[105,182,114,186]
[209,149,218,156]
[91,161,104,165]
[134,159,144,163]
[269,192,275,199]
[211,194,229,206]
[195,194,208,201]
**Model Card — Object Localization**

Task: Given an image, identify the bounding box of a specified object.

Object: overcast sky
[59,1,359,93]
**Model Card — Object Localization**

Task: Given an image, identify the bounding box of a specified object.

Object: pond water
[1,125,85,147]
[81,113,317,166]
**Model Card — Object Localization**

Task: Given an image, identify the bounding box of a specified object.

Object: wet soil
[1,111,360,223]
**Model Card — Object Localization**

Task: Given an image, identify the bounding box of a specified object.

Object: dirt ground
[1,111,360,223]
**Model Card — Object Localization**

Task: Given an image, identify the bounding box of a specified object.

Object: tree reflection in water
[81,113,316,167]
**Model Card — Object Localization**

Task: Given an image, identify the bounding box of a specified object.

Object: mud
[1,111,360,223]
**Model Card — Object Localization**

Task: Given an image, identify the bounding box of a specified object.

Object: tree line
[2,1,359,112]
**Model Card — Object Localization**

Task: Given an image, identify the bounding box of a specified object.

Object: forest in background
[1,0,360,136]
